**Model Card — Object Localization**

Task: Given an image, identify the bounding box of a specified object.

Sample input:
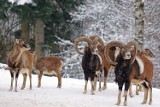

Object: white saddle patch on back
[135,56,144,74]
[34,69,40,74]
[114,47,120,61]
[97,54,102,65]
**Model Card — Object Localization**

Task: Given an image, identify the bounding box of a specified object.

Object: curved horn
[127,40,138,64]
[89,35,105,48]
[74,37,92,55]
[104,41,124,65]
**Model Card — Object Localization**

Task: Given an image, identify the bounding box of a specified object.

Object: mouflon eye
[121,48,124,53]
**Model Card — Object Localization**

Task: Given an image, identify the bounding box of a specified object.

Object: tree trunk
[21,21,30,42]
[34,19,44,58]
[134,0,144,51]
[0,38,7,63]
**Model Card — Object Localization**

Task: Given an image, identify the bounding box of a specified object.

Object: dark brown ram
[74,36,102,95]
[104,40,153,106]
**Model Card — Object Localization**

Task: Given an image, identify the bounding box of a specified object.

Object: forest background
[0,0,160,88]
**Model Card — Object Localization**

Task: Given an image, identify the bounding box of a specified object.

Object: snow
[0,64,160,107]
[9,0,31,4]
[55,36,73,46]
[9,0,32,4]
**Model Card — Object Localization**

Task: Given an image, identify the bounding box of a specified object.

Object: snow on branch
[54,36,73,46]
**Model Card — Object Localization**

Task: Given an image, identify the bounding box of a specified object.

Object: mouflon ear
[16,39,19,44]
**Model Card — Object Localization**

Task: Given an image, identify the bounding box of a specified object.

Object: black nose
[127,54,131,57]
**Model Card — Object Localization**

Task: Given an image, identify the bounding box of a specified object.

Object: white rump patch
[135,56,144,74]
[34,69,40,75]
[20,68,29,74]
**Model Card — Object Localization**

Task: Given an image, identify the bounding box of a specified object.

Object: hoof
[124,104,127,106]
[102,86,107,90]
[129,94,134,97]
[149,101,152,105]
[21,87,25,90]
[14,89,17,92]
[115,101,121,106]
[115,103,120,106]
[141,101,147,104]
[37,84,41,88]
[9,88,13,91]
[123,102,127,106]
[83,91,87,94]
[98,88,102,92]
[57,86,61,88]
[91,92,95,95]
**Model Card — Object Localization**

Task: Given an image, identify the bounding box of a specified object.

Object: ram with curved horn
[104,40,153,106]
[74,36,102,95]
[74,37,92,55]
[74,35,117,92]
[89,35,105,49]
[89,35,116,91]
[130,48,155,96]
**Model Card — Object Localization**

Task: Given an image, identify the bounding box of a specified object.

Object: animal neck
[122,60,131,68]
[117,56,131,68]
[9,46,26,66]
[84,48,92,58]
[92,52,102,65]
[15,48,27,66]
[9,47,21,64]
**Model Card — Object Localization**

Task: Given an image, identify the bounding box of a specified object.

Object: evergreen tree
[0,0,12,63]
[11,0,84,57]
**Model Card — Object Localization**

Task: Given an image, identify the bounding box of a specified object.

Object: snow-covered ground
[0,64,160,107]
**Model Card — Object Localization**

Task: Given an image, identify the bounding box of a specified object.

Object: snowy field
[0,64,160,107]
